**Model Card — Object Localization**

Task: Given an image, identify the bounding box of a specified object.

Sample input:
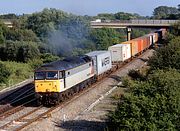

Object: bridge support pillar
[127,28,132,41]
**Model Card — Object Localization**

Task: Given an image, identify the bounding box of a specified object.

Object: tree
[148,36,180,70]
[0,61,11,84]
[178,4,180,11]
[97,13,115,20]
[16,41,40,62]
[0,21,6,45]
[0,13,18,19]
[114,12,140,20]
[108,69,180,130]
[40,53,59,63]
[90,28,123,50]
[4,40,19,61]
[26,8,68,38]
[0,27,5,44]
[153,6,179,19]
[171,21,180,36]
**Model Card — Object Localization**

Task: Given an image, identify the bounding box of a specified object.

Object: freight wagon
[86,51,112,80]
[108,44,131,63]
[121,40,139,57]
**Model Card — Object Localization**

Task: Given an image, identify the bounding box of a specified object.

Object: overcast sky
[0,0,179,16]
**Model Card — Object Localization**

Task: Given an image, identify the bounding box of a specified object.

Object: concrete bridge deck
[91,20,179,28]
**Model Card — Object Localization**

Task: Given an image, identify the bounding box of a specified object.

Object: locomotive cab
[34,70,65,105]
[35,71,65,93]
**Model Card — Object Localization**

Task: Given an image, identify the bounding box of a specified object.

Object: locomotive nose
[35,80,59,92]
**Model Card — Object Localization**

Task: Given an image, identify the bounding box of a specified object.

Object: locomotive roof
[36,55,92,71]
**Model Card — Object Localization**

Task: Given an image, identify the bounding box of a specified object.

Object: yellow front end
[35,80,61,93]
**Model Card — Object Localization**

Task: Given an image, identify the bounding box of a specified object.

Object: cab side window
[59,71,63,79]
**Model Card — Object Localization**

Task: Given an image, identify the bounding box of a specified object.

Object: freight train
[34,29,166,105]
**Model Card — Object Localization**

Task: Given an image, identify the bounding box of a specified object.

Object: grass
[0,61,33,90]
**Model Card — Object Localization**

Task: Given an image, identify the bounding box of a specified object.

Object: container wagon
[86,51,112,80]
[108,44,131,63]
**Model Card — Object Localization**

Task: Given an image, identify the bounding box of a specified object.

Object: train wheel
[60,94,65,102]
[36,99,41,106]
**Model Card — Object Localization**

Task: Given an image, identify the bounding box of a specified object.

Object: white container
[148,33,155,45]
[86,51,112,75]
[152,33,156,44]
[108,44,131,62]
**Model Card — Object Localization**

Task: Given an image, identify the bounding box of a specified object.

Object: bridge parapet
[130,20,179,24]
[91,19,179,28]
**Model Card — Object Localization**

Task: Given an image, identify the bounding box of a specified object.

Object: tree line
[0,4,179,87]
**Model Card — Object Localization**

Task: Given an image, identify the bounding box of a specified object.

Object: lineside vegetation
[108,22,180,130]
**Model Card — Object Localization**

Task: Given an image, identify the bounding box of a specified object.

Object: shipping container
[155,29,167,41]
[145,36,150,49]
[108,44,131,62]
[86,51,112,75]
[122,40,138,57]
[152,33,156,44]
[140,36,149,50]
[132,38,143,55]
[148,34,153,45]
[154,33,158,43]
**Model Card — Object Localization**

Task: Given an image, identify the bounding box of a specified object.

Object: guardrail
[130,20,179,24]
[91,20,179,24]
[90,20,179,28]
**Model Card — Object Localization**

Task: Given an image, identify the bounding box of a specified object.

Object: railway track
[0,85,93,131]
[0,49,151,131]
[0,91,35,115]
[0,83,34,104]
[0,84,35,121]
[0,71,113,131]
[0,98,36,121]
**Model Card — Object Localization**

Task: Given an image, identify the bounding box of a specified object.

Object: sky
[0,0,179,16]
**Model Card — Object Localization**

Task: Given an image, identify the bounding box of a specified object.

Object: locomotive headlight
[46,89,50,92]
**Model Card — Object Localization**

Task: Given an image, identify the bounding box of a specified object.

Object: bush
[108,69,180,130]
[0,61,11,84]
[3,61,33,85]
[148,37,180,70]
[128,69,146,81]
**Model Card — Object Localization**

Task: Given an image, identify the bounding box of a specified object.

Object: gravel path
[23,49,154,131]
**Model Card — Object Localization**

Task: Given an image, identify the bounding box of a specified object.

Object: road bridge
[91,20,179,40]
[90,20,179,29]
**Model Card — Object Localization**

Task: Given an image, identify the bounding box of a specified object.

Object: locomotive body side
[34,55,95,105]
[63,61,94,91]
